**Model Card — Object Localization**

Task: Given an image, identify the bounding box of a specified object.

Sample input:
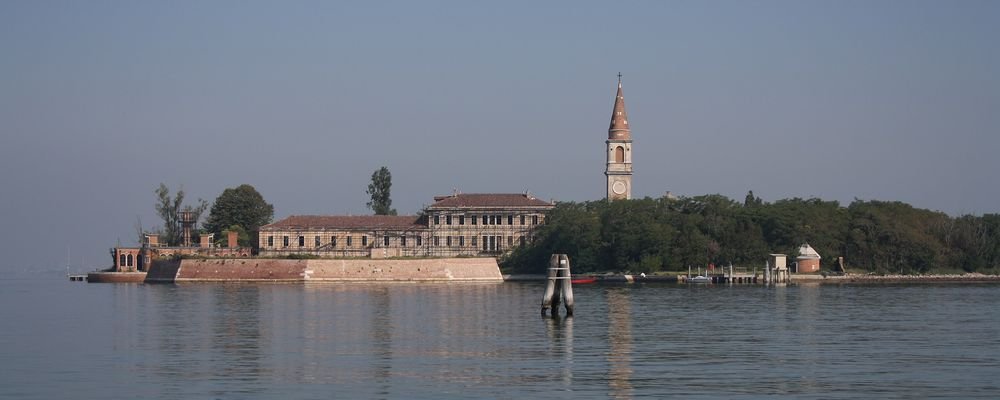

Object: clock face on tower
[612,181,627,195]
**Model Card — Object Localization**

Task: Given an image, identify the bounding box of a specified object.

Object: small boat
[685,265,712,284]
[571,276,598,284]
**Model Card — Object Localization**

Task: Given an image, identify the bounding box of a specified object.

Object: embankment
[144,258,502,283]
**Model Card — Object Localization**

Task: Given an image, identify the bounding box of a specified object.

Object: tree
[203,184,274,247]
[366,166,397,215]
[154,183,208,246]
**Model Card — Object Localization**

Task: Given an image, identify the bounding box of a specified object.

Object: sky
[1,0,998,273]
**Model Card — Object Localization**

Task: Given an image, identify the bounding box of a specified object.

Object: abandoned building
[257,193,555,258]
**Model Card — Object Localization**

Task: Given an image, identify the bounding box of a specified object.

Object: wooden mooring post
[541,254,574,317]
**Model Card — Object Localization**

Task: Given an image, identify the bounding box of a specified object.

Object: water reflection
[369,286,392,397]
[210,285,263,393]
[606,288,633,398]
[544,315,574,386]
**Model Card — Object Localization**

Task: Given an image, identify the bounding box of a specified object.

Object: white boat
[685,265,713,284]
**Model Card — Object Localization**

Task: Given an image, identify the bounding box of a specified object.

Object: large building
[606,75,634,201]
[258,193,554,258]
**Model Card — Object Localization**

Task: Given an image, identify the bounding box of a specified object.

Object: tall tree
[366,166,397,215]
[154,183,208,246]
[203,184,274,247]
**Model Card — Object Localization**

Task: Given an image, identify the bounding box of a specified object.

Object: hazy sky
[2,1,998,272]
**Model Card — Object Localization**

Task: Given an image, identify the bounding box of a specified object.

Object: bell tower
[606,74,633,201]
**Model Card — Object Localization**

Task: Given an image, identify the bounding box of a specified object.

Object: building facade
[258,193,555,258]
[606,76,633,201]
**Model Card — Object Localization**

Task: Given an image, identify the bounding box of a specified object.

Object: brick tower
[606,74,633,201]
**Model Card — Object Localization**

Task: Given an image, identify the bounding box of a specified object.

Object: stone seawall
[144,258,502,283]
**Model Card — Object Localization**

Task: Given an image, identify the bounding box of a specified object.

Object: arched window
[615,146,625,163]
[126,254,133,267]
[119,254,126,267]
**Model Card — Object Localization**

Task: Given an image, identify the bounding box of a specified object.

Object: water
[2,278,999,399]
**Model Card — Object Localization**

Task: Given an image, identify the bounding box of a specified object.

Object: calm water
[1,277,999,399]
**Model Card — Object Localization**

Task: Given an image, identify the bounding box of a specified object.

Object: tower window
[615,146,625,163]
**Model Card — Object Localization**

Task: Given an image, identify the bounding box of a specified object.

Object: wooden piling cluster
[541,254,574,316]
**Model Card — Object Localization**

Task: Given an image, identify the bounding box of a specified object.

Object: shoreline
[504,272,1000,284]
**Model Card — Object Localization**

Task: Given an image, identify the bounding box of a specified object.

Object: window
[401,236,407,247]
[472,236,478,247]
[519,236,525,246]
[446,236,452,246]
[384,235,390,246]
[126,254,133,267]
[532,215,539,225]
[434,215,440,225]
[268,236,274,247]
[508,236,514,247]
[416,236,422,246]
[434,236,440,246]
[489,215,495,225]
[120,254,126,267]
[459,236,465,246]
[331,236,337,247]
[362,236,368,246]
[496,215,502,225]
[489,236,496,251]
[446,215,452,225]
[298,236,305,247]
[482,236,488,251]
[472,215,477,225]
[315,236,321,247]
[347,236,352,247]
[459,215,465,225]
[615,145,625,163]
[520,215,525,225]
[283,236,289,247]
[482,216,488,225]
[508,215,513,225]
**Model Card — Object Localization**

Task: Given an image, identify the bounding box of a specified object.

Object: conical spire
[608,73,631,140]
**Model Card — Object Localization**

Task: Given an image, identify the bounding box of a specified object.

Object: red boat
[570,276,598,284]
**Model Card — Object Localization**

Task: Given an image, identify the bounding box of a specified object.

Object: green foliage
[203,184,274,247]
[366,166,397,215]
[153,183,208,246]
[501,194,1000,275]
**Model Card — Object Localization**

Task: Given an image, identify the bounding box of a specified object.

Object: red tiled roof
[261,215,423,231]
[427,193,554,209]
